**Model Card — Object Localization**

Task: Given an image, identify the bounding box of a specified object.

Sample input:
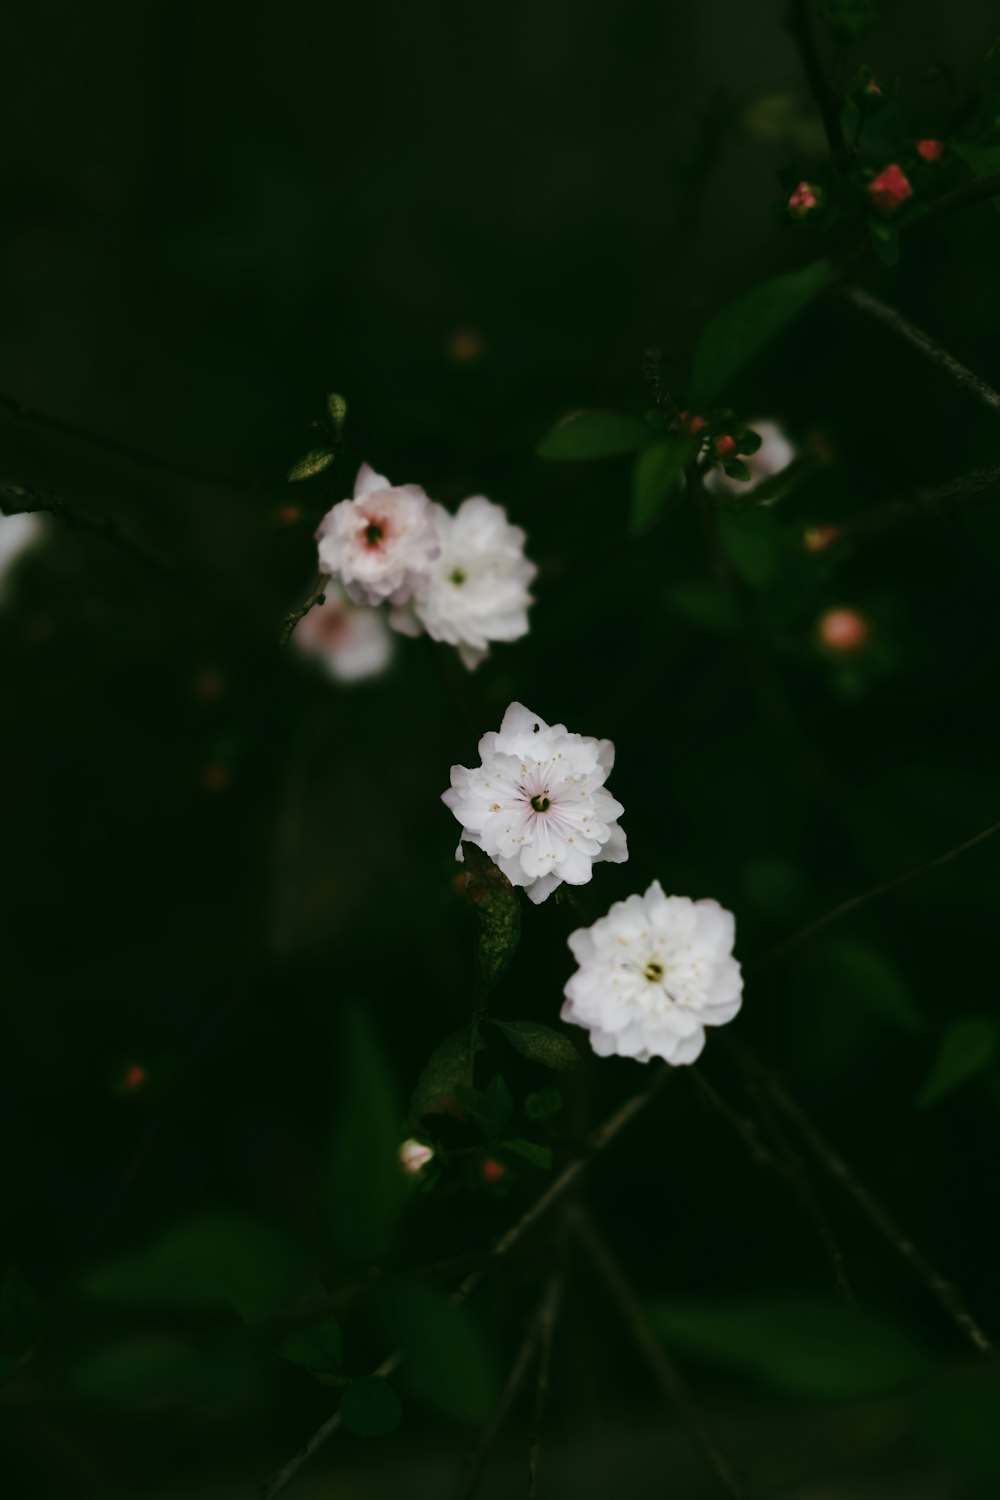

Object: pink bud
[867,164,913,216]
[788,180,821,218]
[714,434,738,460]
[688,414,708,435]
[481,1157,506,1185]
[818,607,869,651]
[121,1062,148,1094]
[803,525,841,554]
[916,139,945,163]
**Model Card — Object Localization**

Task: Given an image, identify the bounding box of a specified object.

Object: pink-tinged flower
[315,464,439,607]
[399,1139,434,1175]
[294,582,393,682]
[705,418,796,497]
[803,525,841,554]
[788,180,822,218]
[916,139,945,163]
[867,164,913,216]
[561,881,743,1066]
[818,607,869,651]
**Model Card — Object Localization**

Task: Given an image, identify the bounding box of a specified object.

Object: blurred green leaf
[341,1375,402,1437]
[0,1267,44,1355]
[723,459,752,483]
[278,1315,343,1377]
[650,1294,928,1397]
[537,410,652,460]
[411,1025,485,1121]
[630,435,695,534]
[287,448,335,482]
[328,1007,410,1264]
[525,1087,563,1122]
[461,843,521,996]
[502,1138,553,1170]
[664,579,743,636]
[68,1335,267,1413]
[79,1214,317,1324]
[491,1018,583,1072]
[454,1073,513,1139]
[869,217,900,267]
[387,1281,496,1425]
[916,1017,998,1108]
[690,260,830,406]
[919,1369,1000,1479]
[822,941,922,1033]
[717,506,781,587]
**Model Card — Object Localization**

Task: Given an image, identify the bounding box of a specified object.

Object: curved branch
[279,573,331,646]
[841,286,1000,415]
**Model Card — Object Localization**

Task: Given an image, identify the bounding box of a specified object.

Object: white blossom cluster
[299,464,536,681]
[0,512,46,602]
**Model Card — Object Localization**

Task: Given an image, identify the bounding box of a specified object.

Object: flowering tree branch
[785,0,845,162]
[841,464,1000,541]
[840,286,1000,415]
[1,479,177,586]
[460,1289,548,1500]
[279,572,331,646]
[571,1204,744,1499]
[911,170,1000,236]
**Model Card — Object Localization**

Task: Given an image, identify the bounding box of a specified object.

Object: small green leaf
[326,392,349,430]
[341,1376,402,1437]
[460,843,521,996]
[723,459,752,483]
[387,1281,496,1425]
[279,1315,343,1377]
[287,448,335,482]
[491,1018,583,1072]
[690,260,830,406]
[525,1087,563,1122]
[868,216,900,267]
[738,429,763,455]
[411,1026,485,1121]
[664,579,743,637]
[502,1138,553,1170]
[537,410,653,460]
[916,1017,998,1108]
[717,507,782,587]
[630,435,695,534]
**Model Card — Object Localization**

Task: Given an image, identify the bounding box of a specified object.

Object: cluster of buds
[866,162,914,216]
[788,180,824,219]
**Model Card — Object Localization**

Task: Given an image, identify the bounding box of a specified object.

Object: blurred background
[3,1,1000,1495]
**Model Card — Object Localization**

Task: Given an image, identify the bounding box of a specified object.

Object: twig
[841,286,1000,416]
[785,0,845,161]
[910,170,1000,237]
[840,464,1000,542]
[0,389,259,493]
[257,1066,671,1500]
[752,815,1000,969]
[690,1068,853,1304]
[527,1271,564,1498]
[460,1306,544,1500]
[279,573,331,646]
[741,1048,995,1358]
[1,479,176,587]
[571,1205,743,1499]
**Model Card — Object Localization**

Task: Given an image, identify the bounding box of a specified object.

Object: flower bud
[916,139,945,163]
[818,607,869,651]
[481,1157,506,1185]
[399,1138,434,1176]
[803,525,841,553]
[788,180,823,218]
[867,164,913,216]
[714,434,738,460]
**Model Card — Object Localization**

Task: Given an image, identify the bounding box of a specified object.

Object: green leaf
[0,1267,44,1356]
[650,1294,928,1398]
[920,1370,1000,1480]
[287,448,335,482]
[916,1017,998,1108]
[278,1315,343,1377]
[821,942,922,1033]
[79,1214,317,1324]
[630,436,695,534]
[525,1087,563,1122]
[537,410,653,460]
[738,430,763,455]
[491,1018,584,1072]
[68,1335,267,1413]
[328,1007,410,1264]
[411,1025,485,1121]
[502,1138,553,1170]
[453,1073,513,1140]
[716,507,782,587]
[326,392,349,430]
[460,843,521,996]
[723,459,752,483]
[868,216,900,267]
[690,260,830,406]
[341,1375,402,1437]
[664,579,743,637]
[387,1281,496,1425]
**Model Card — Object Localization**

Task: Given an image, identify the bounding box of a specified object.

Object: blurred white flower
[442,702,627,905]
[399,1138,434,1175]
[294,583,393,682]
[396,496,536,670]
[705,417,795,496]
[315,463,439,606]
[561,881,743,1065]
[0,512,45,600]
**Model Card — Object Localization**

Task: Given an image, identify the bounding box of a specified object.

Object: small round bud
[867,164,913,216]
[916,139,945,163]
[818,607,869,651]
[788,180,822,218]
[714,434,738,460]
[278,504,302,526]
[120,1062,148,1094]
[399,1138,434,1176]
[803,525,841,554]
[481,1157,506,1185]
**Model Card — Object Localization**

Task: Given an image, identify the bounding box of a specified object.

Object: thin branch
[785,0,845,161]
[841,286,1000,416]
[741,1048,995,1358]
[279,573,331,646]
[1,479,177,587]
[910,170,1000,237]
[0,389,259,493]
[257,1067,671,1500]
[690,1068,853,1304]
[527,1271,564,1499]
[840,464,1000,542]
[460,1306,544,1500]
[753,815,1000,969]
[571,1205,743,1500]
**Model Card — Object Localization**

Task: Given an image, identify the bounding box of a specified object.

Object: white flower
[0,512,45,600]
[561,881,743,1065]
[294,583,393,682]
[705,417,796,496]
[395,497,536,670]
[442,702,627,905]
[399,1138,434,1175]
[315,464,439,606]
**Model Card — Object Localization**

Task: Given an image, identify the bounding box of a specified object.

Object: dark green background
[3,1,1000,1495]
